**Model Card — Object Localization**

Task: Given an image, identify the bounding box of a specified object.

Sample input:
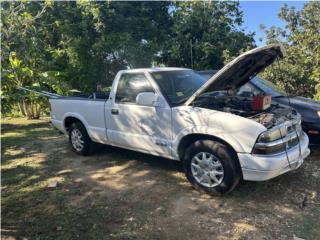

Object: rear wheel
[183,140,241,195]
[69,122,94,155]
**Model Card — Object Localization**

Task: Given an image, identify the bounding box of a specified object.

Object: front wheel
[69,122,94,155]
[183,140,241,195]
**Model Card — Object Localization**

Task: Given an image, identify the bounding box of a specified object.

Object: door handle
[111,109,119,115]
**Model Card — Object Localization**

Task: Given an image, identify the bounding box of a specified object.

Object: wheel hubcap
[71,129,84,151]
[191,152,224,187]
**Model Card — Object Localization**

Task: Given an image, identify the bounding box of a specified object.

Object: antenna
[190,39,193,69]
[276,57,292,108]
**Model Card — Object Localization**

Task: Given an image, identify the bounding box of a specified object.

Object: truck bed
[58,91,110,100]
[49,93,109,143]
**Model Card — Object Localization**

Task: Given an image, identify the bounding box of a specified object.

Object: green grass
[1,118,56,147]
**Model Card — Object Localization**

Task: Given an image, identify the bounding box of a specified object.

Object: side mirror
[136,92,158,107]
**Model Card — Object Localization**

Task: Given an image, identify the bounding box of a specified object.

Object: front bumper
[238,132,310,181]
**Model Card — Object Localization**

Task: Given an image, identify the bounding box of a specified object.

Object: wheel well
[177,134,242,178]
[64,116,81,132]
[178,134,238,161]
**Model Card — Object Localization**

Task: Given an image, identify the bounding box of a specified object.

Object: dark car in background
[197,70,320,144]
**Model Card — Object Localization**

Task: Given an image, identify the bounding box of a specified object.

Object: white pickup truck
[50,45,310,195]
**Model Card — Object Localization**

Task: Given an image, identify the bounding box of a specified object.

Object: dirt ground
[1,118,320,240]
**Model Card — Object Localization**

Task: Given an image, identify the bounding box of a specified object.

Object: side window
[115,73,154,103]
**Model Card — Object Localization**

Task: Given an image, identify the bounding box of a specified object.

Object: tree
[1,1,53,118]
[159,1,255,70]
[260,2,320,100]
[1,1,255,117]
[1,1,173,117]
[41,1,173,90]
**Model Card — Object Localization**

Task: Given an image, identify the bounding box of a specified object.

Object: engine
[193,92,295,129]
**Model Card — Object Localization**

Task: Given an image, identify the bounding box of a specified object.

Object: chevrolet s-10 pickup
[50,45,310,195]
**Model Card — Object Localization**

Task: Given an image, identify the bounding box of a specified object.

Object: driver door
[105,72,172,157]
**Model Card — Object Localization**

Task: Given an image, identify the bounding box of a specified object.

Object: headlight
[253,119,303,155]
[317,111,320,117]
[257,125,287,143]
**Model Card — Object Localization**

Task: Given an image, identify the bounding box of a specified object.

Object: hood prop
[273,57,302,169]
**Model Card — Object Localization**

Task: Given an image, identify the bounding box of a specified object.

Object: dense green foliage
[1,1,176,118]
[1,1,318,118]
[1,1,255,118]
[161,1,255,70]
[260,2,320,100]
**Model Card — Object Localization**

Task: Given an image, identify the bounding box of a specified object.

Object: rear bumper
[238,132,310,181]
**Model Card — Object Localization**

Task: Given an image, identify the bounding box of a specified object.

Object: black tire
[69,122,94,156]
[183,140,241,195]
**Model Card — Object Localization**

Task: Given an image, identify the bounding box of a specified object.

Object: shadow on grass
[1,121,50,135]
[95,143,184,173]
[1,120,189,239]
[2,119,320,240]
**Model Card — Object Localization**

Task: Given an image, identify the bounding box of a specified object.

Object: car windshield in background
[251,77,285,97]
[151,70,206,106]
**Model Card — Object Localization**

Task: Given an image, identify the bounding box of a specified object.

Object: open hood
[185,44,285,105]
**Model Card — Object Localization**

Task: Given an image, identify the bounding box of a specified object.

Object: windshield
[251,76,285,97]
[151,70,206,106]
[197,70,217,81]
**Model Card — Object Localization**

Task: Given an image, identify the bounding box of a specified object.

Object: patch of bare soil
[1,119,320,239]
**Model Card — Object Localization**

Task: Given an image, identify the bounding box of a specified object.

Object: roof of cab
[120,67,190,73]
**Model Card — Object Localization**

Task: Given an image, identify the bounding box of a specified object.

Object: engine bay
[193,92,294,129]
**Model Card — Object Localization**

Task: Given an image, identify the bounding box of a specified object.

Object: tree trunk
[18,101,26,116]
[23,100,40,119]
